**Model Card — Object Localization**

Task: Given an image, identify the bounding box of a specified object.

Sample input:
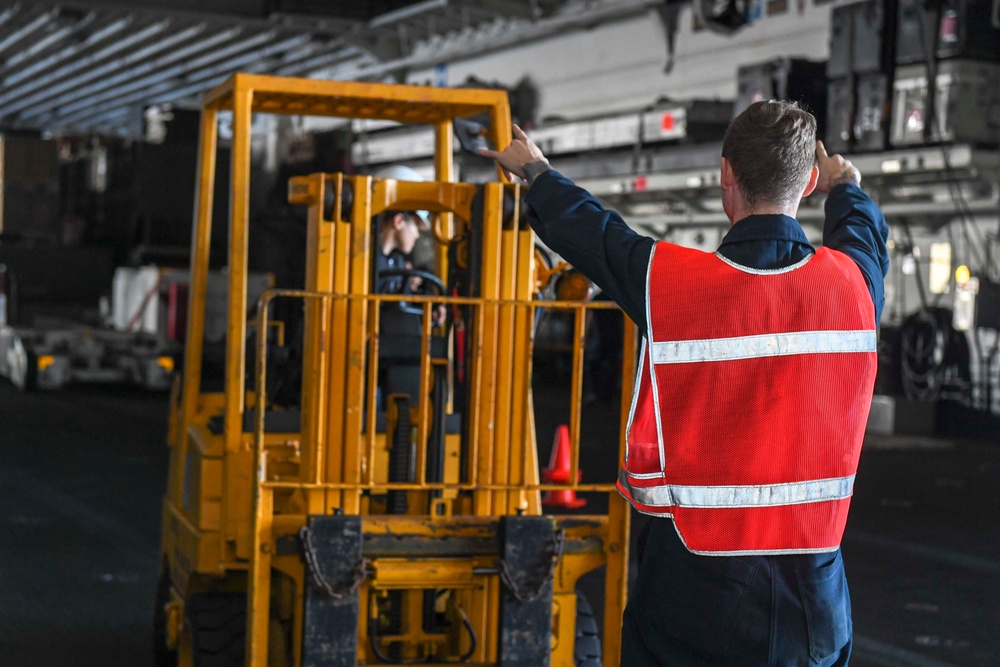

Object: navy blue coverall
[525,169,889,666]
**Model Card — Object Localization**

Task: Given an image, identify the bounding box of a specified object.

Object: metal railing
[250,288,631,497]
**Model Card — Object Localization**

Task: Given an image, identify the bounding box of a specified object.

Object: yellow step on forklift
[155,73,637,667]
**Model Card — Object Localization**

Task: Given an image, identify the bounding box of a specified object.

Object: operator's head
[374,165,430,256]
[720,100,818,221]
[379,209,427,255]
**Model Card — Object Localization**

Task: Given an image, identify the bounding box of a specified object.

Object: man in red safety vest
[482,100,888,666]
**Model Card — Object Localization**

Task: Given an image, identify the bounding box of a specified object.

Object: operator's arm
[814,141,890,323]
[480,126,654,329]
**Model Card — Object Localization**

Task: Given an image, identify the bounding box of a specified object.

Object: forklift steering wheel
[379,268,446,316]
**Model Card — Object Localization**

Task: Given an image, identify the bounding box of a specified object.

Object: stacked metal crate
[735,58,829,136]
[825,0,899,153]
[891,0,1000,146]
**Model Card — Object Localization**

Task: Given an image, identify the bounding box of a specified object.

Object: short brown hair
[721,100,817,211]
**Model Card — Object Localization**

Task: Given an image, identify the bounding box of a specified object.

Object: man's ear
[802,164,819,198]
[721,157,734,190]
[720,157,739,224]
[391,212,407,230]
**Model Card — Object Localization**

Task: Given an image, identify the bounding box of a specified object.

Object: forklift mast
[160,73,636,667]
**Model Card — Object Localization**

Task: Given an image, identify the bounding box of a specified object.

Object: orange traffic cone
[541,424,587,509]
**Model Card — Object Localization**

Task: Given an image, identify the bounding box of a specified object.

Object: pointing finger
[513,124,529,141]
[816,140,828,159]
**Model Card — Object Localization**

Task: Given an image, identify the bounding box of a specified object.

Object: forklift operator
[481,101,889,666]
[375,206,427,291]
[373,164,446,326]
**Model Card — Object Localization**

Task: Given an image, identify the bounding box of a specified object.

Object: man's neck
[729,203,798,224]
[380,233,397,256]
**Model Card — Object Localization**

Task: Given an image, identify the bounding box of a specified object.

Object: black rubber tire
[575,593,603,667]
[185,593,246,667]
[152,570,178,667]
[13,349,37,392]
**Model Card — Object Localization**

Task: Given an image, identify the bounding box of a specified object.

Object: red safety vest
[617,242,878,555]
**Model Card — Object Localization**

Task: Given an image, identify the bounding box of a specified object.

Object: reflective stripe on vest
[649,330,877,364]
[618,469,855,508]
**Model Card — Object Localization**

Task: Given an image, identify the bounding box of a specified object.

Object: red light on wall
[661,113,675,132]
[634,175,648,191]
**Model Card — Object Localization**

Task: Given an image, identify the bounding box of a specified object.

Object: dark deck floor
[1,380,998,666]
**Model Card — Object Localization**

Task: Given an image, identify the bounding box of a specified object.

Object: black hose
[387,396,411,515]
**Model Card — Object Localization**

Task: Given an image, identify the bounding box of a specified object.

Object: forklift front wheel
[181,593,246,667]
[575,592,603,667]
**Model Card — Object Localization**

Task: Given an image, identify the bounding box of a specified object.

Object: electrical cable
[916,0,993,273]
[900,218,928,310]
[899,306,972,402]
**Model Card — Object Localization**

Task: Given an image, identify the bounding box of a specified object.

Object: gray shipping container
[891,60,1000,145]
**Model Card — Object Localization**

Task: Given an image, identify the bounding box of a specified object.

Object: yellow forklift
[155,73,637,667]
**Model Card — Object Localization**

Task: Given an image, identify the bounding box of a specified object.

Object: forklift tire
[575,593,603,667]
[12,349,37,392]
[184,593,246,667]
[153,570,178,667]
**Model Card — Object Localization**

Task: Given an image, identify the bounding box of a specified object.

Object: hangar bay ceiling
[0,0,656,137]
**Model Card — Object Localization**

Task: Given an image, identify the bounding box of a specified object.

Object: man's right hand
[479,125,548,181]
[816,140,861,193]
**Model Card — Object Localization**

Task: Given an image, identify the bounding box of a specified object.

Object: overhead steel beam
[2,11,96,72]
[325,0,657,82]
[58,33,312,127]
[37,0,269,18]
[0,5,20,30]
[13,24,252,121]
[0,8,57,57]
[46,30,285,122]
[47,0,353,32]
[271,46,368,78]
[0,18,168,115]
[168,32,311,87]
[154,48,371,112]
[149,42,360,107]
[369,0,448,28]
[0,0,595,135]
[2,15,130,87]
[471,0,543,20]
